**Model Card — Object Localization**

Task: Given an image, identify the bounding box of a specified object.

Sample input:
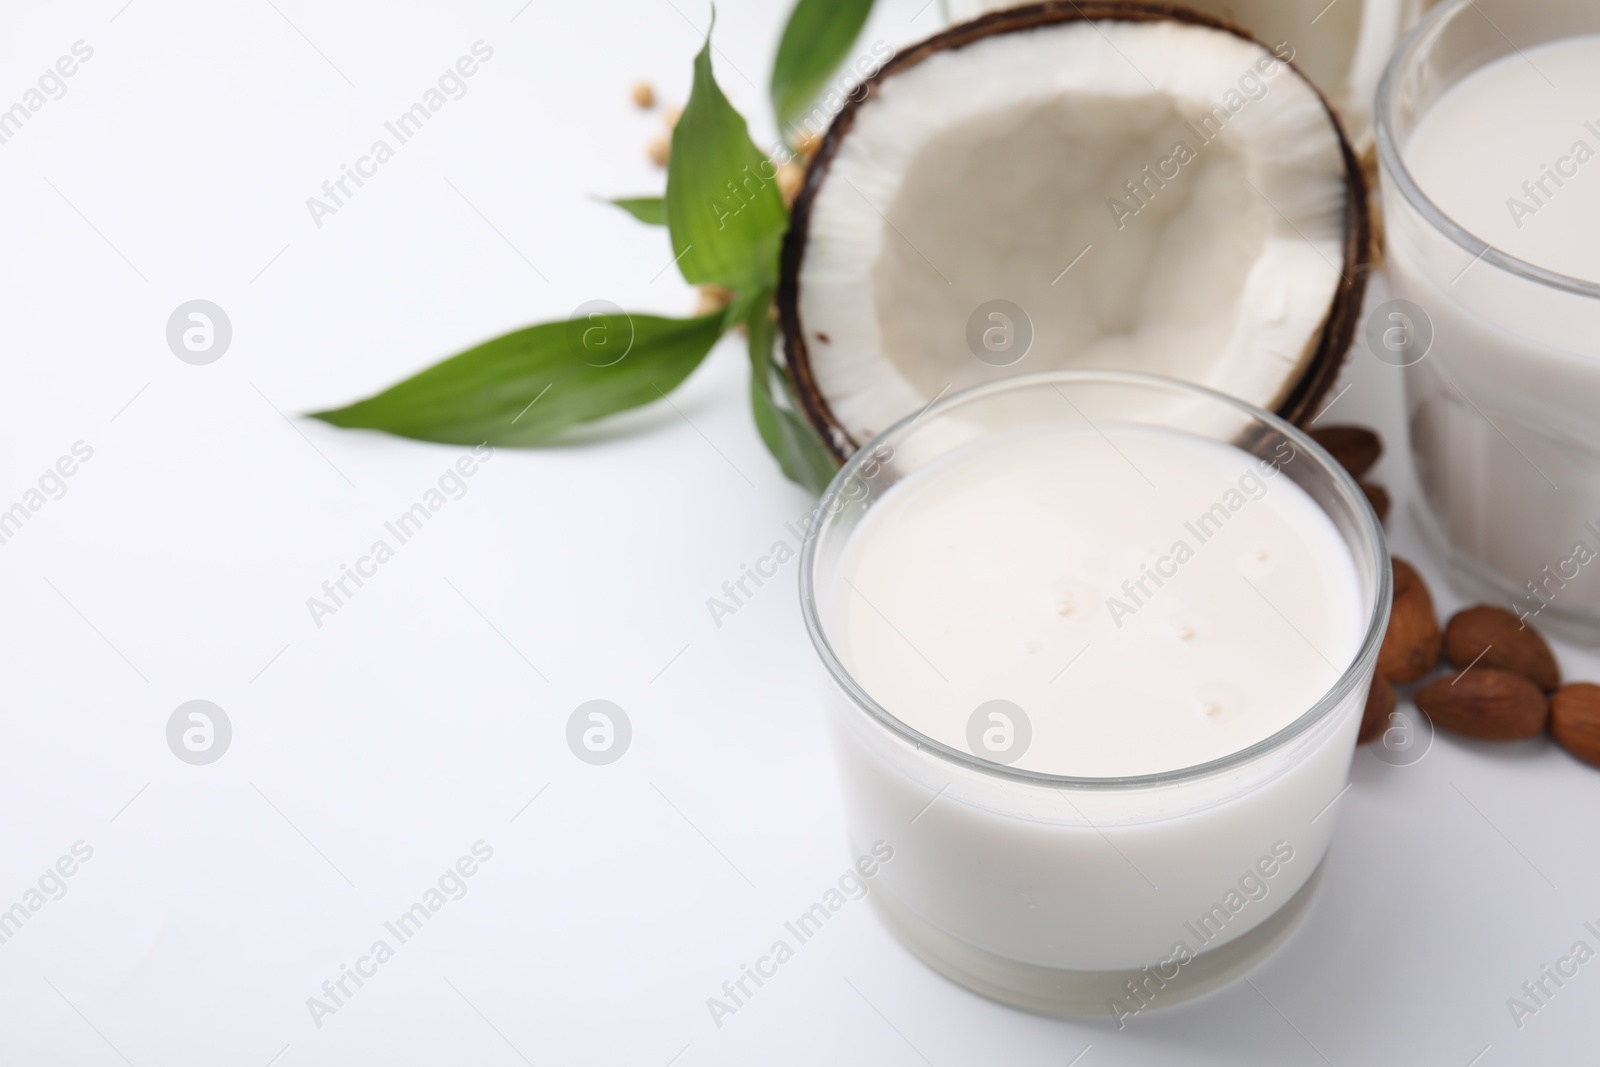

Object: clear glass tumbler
[1376,0,1600,641]
[799,371,1390,1016]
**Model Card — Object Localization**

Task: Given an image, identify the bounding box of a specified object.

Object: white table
[1,1,1595,1063]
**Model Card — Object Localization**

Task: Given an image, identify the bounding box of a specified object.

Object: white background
[0,1,1596,1064]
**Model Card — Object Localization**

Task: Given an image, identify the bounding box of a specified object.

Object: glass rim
[1374,0,1600,302]
[797,369,1393,791]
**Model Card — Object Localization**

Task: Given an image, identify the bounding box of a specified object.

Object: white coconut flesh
[944,0,1420,146]
[794,18,1354,447]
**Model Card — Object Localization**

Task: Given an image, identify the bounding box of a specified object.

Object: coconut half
[944,0,1434,147]
[779,3,1369,461]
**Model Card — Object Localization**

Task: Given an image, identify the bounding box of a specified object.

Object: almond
[1310,425,1382,479]
[1415,668,1548,740]
[1444,605,1560,691]
[1377,556,1441,684]
[1358,674,1395,745]
[1392,556,1425,599]
[1550,683,1600,768]
[1360,482,1390,525]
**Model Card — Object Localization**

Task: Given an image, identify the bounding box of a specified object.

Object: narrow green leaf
[666,32,788,291]
[745,291,838,493]
[311,312,725,447]
[608,196,666,226]
[771,0,878,132]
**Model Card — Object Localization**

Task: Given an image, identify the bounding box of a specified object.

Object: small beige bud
[696,285,734,317]
[777,162,805,207]
[646,134,670,167]
[631,81,656,109]
[792,129,821,162]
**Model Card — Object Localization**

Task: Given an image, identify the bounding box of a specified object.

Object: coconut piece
[944,0,1430,147]
[780,3,1369,460]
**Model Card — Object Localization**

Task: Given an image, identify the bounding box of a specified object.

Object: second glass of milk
[1377,0,1600,640]
[800,372,1390,1016]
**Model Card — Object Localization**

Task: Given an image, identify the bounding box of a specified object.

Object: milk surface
[830,423,1364,777]
[1406,35,1600,284]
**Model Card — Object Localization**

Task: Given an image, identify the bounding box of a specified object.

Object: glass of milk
[800,371,1390,1017]
[1376,0,1600,641]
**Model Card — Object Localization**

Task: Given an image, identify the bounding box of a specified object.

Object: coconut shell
[778,1,1372,464]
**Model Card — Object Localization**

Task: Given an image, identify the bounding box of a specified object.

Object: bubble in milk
[1195,681,1247,721]
[1169,611,1201,642]
[1238,546,1275,579]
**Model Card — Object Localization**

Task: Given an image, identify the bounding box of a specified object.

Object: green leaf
[311,312,726,446]
[666,29,789,291]
[771,0,878,132]
[608,196,666,226]
[745,291,838,493]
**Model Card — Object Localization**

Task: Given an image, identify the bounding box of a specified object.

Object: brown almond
[1358,674,1396,745]
[1551,684,1600,768]
[1415,668,1548,740]
[1444,605,1560,691]
[1360,482,1390,525]
[1377,556,1441,684]
[1391,556,1425,599]
[1310,425,1382,479]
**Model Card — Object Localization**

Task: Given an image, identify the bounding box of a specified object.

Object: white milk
[1405,38,1600,283]
[815,422,1373,998]
[1385,34,1600,636]
[832,424,1363,777]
